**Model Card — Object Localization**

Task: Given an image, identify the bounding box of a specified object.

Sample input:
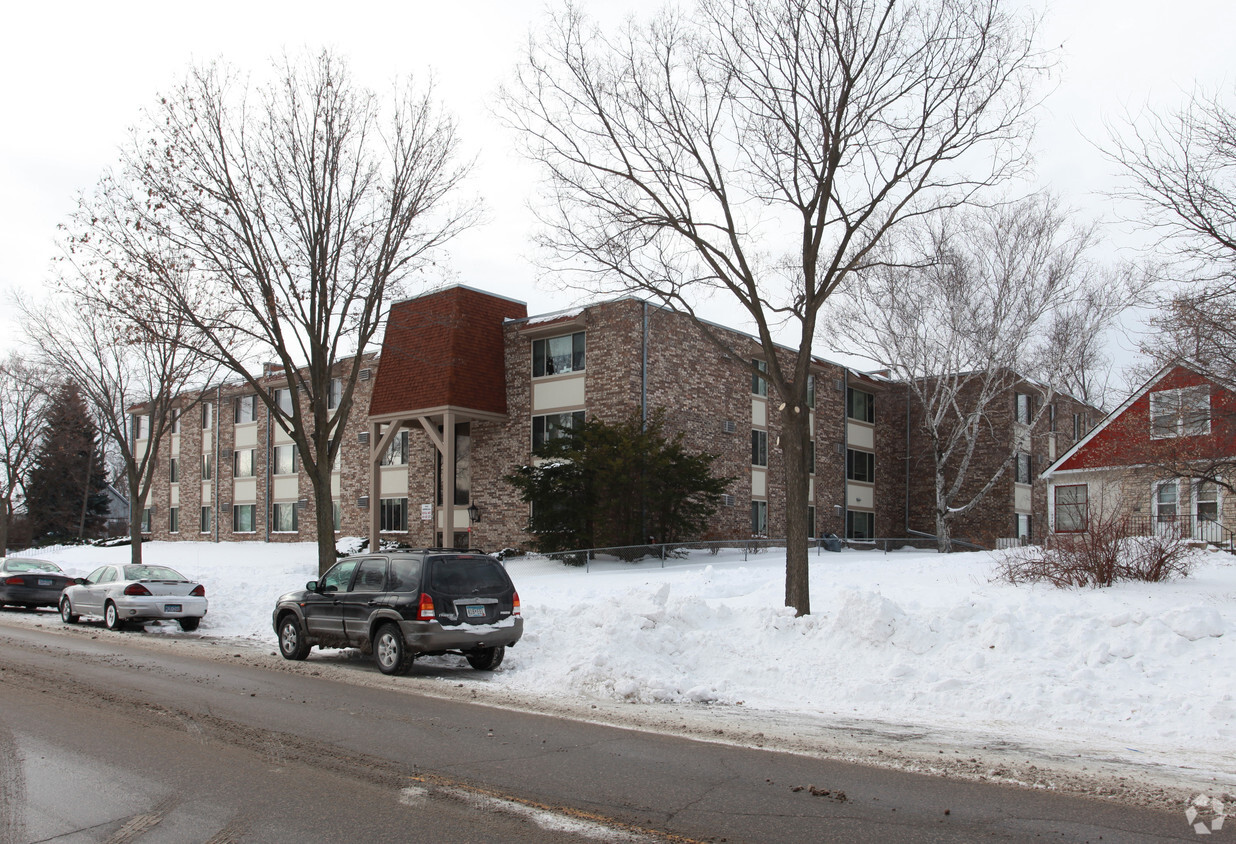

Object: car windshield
[5,560,62,573]
[123,565,186,581]
[427,556,508,594]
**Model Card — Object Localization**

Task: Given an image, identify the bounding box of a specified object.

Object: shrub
[996,512,1195,587]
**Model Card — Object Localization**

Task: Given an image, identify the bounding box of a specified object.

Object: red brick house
[1042,364,1236,546]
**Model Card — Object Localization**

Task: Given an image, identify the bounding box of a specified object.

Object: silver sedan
[60,564,208,631]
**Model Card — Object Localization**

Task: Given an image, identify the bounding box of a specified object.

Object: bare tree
[0,355,49,553]
[502,0,1048,613]
[17,287,218,565]
[65,51,477,575]
[1108,87,1236,382]
[831,194,1141,550]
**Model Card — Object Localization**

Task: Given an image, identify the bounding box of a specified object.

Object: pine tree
[24,382,110,542]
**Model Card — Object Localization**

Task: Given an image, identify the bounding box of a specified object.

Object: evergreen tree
[506,410,731,553]
[25,382,109,542]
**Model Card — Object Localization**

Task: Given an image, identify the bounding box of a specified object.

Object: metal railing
[1115,515,1236,550]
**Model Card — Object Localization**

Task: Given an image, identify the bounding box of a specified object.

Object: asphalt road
[0,618,1201,843]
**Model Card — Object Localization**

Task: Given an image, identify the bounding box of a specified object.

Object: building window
[273,445,298,476]
[233,504,256,533]
[200,506,212,534]
[235,395,257,424]
[170,409,181,434]
[169,457,179,483]
[751,430,768,467]
[532,332,586,377]
[807,505,816,538]
[750,500,767,536]
[1149,386,1210,438]
[1015,392,1033,425]
[272,502,298,533]
[134,414,150,440]
[1016,513,1031,541]
[808,440,815,475]
[380,497,408,532]
[202,453,213,481]
[847,388,874,423]
[332,501,342,532]
[202,402,213,430]
[234,448,256,478]
[1054,484,1087,532]
[751,359,768,397]
[1048,404,1056,432]
[327,377,343,410]
[846,510,874,540]
[807,374,815,408]
[532,411,585,451]
[1196,480,1220,524]
[140,508,152,533]
[1015,453,1032,485]
[274,387,294,416]
[1072,412,1086,440]
[846,449,874,483]
[436,422,471,507]
[380,431,410,467]
[169,507,179,534]
[1154,480,1179,524]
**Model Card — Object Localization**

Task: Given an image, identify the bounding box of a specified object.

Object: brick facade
[137,286,1083,551]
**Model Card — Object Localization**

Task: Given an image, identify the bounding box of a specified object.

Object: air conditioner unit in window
[834,379,845,392]
[721,494,736,507]
[296,499,308,510]
[722,420,737,434]
[357,496,370,508]
[358,431,370,444]
[835,442,844,455]
[359,369,372,381]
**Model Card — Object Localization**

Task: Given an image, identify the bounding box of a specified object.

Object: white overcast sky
[2,0,1234,374]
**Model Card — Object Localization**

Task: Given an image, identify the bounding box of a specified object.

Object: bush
[996,513,1195,587]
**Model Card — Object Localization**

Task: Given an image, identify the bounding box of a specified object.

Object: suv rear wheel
[466,645,505,671]
[374,623,414,676]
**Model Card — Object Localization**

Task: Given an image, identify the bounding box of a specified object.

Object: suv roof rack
[388,547,489,555]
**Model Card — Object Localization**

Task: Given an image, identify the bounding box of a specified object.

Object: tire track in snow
[0,717,26,844]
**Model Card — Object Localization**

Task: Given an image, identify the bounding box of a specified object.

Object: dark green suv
[272,550,523,674]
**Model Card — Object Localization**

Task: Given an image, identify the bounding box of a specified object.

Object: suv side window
[351,558,388,592]
[320,560,358,594]
[387,557,422,593]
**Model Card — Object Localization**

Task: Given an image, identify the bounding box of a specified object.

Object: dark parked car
[0,558,76,609]
[272,550,523,675]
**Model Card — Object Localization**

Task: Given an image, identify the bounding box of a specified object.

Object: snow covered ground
[12,540,1236,793]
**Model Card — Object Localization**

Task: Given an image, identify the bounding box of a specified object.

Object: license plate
[465,605,486,618]
[164,604,182,613]
[37,578,53,586]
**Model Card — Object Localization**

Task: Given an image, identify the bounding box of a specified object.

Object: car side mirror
[306,580,319,592]
[74,577,86,585]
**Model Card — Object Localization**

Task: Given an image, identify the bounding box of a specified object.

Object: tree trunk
[309,457,336,577]
[782,404,812,616]
[128,472,145,566]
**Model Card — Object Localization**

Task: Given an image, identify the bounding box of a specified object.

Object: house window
[846,449,874,483]
[202,402,213,429]
[380,431,410,467]
[140,508,152,533]
[436,422,471,507]
[1015,392,1033,425]
[1016,513,1032,540]
[169,457,179,483]
[134,414,150,440]
[201,453,213,481]
[274,388,294,416]
[532,411,585,451]
[380,497,408,532]
[169,507,179,534]
[1149,386,1210,438]
[1048,404,1056,433]
[1072,412,1084,440]
[235,395,257,424]
[808,440,815,475]
[1154,481,1179,523]
[272,502,298,533]
[200,506,212,533]
[846,510,874,540]
[751,359,768,397]
[751,430,768,467]
[1015,453,1033,485]
[170,409,181,434]
[273,445,298,476]
[1054,484,1087,532]
[807,374,816,408]
[751,500,767,536]
[807,505,816,538]
[233,504,256,533]
[327,377,343,410]
[1196,480,1220,524]
[532,332,586,377]
[234,448,256,479]
[847,388,874,423]
[332,501,342,532]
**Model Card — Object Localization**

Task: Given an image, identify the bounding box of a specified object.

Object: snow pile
[24,540,1236,768]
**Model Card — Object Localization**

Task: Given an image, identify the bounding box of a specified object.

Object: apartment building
[135,284,1076,550]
